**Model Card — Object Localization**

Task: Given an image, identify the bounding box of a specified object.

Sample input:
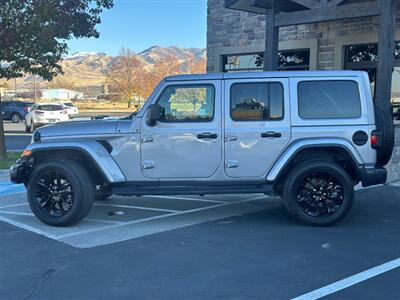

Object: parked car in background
[0,101,33,123]
[24,103,69,132]
[392,103,400,120]
[63,102,79,117]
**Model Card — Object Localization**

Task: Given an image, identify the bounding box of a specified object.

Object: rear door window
[298,80,361,119]
[230,82,284,121]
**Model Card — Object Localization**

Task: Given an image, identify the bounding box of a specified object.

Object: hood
[37,119,119,138]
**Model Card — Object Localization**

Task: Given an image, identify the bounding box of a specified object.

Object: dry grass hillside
[16,46,206,90]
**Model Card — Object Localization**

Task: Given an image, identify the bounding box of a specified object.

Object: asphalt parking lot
[2,119,400,299]
[1,165,400,299]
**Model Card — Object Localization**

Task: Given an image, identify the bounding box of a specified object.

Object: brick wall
[207,0,400,72]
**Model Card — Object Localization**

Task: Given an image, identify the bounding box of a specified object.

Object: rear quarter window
[298,80,362,119]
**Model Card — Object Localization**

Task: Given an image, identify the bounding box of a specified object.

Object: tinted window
[230,82,284,121]
[64,103,74,107]
[37,105,64,111]
[298,81,361,119]
[157,85,214,122]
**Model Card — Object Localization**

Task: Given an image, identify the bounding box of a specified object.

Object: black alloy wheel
[297,172,344,218]
[283,160,354,226]
[35,171,74,217]
[27,160,94,227]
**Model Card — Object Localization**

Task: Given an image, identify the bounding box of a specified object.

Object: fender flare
[266,138,364,182]
[26,139,126,183]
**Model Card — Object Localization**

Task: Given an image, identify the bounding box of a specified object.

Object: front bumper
[359,166,387,187]
[10,158,31,185]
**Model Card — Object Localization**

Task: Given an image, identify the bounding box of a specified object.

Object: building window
[298,81,361,119]
[230,82,284,121]
[344,42,400,102]
[222,49,310,72]
[157,85,215,122]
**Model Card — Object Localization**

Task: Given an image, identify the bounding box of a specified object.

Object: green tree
[0,0,113,160]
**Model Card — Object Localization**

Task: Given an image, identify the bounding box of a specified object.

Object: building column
[263,2,279,71]
[375,0,397,109]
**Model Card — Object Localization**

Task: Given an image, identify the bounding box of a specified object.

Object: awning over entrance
[223,0,397,108]
[225,0,310,14]
[225,0,380,26]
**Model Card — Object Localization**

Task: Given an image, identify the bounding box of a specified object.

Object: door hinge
[142,135,154,143]
[142,160,155,170]
[226,160,239,169]
[225,135,238,142]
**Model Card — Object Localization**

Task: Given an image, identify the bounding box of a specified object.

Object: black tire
[25,121,31,133]
[27,160,94,227]
[375,103,394,166]
[283,161,354,226]
[31,120,36,132]
[11,113,21,123]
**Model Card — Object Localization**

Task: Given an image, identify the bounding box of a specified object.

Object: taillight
[371,134,378,146]
[61,110,68,114]
[24,106,29,113]
[35,110,44,115]
[371,130,381,149]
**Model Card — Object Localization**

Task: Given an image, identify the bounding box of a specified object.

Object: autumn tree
[139,56,183,100]
[186,56,206,74]
[107,48,144,108]
[0,0,114,160]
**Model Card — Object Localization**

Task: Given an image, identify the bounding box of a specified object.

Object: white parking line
[292,258,400,300]
[0,203,28,209]
[94,203,179,213]
[56,195,267,240]
[148,195,229,204]
[85,218,125,225]
[0,214,58,239]
[0,211,33,216]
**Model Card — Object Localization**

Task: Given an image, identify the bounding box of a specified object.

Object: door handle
[261,131,282,138]
[197,133,218,139]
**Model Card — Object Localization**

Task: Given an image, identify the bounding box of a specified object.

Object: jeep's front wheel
[27,160,94,227]
[283,161,354,226]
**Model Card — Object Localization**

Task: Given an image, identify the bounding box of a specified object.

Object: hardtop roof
[165,70,365,82]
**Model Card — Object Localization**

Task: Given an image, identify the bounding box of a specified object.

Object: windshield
[37,105,64,111]
[64,103,74,107]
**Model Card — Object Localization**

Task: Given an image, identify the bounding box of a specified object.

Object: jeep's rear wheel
[283,161,354,226]
[27,160,94,227]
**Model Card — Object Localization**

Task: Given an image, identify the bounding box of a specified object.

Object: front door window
[157,85,215,122]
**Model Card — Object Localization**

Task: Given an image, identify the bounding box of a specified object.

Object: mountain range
[18,46,206,90]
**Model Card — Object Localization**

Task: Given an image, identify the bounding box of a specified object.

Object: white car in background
[25,103,69,132]
[63,102,79,117]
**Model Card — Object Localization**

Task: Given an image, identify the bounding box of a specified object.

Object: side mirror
[146,104,162,127]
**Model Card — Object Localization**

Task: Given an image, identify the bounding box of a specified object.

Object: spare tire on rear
[374,103,394,166]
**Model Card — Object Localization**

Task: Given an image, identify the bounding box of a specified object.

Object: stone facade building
[207,0,400,101]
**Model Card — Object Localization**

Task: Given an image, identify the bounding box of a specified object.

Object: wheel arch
[26,140,126,184]
[267,140,364,188]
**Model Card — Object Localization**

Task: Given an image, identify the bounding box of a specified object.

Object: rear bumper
[359,166,387,187]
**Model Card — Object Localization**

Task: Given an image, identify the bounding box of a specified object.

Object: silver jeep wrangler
[10,71,394,226]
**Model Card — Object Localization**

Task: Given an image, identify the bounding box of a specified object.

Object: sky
[66,0,207,56]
